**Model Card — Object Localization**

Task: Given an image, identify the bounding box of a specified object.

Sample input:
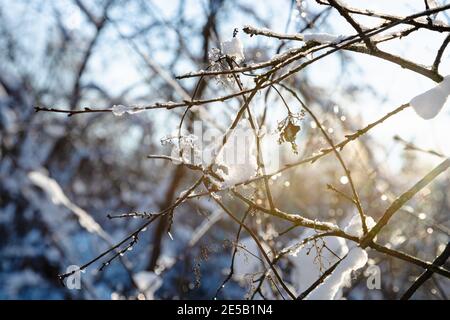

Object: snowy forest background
[1,0,450,300]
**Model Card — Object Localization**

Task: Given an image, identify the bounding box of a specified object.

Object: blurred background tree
[0,0,449,299]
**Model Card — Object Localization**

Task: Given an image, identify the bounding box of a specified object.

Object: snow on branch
[28,0,450,300]
[409,76,450,119]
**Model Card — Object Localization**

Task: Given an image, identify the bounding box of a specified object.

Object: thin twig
[360,158,450,247]
[400,242,450,300]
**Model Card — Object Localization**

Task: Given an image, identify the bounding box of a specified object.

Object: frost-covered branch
[24,0,450,301]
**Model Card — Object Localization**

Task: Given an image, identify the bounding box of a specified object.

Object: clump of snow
[344,213,376,238]
[221,37,245,63]
[112,104,144,116]
[287,217,374,300]
[208,47,222,65]
[207,37,245,85]
[288,230,349,295]
[305,246,368,300]
[133,271,162,300]
[409,76,450,119]
[303,33,345,44]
